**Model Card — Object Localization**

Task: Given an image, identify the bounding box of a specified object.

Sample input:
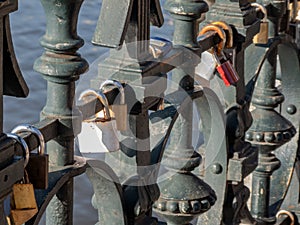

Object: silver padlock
[77,89,120,154]
[11,124,48,189]
[6,133,29,168]
[100,80,128,131]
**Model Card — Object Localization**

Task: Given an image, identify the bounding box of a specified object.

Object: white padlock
[77,89,120,154]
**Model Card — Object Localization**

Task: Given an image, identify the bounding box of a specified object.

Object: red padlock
[199,23,239,86]
[213,51,239,86]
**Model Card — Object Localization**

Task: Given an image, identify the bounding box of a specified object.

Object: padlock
[251,3,269,44]
[11,124,49,189]
[10,171,38,225]
[213,50,239,86]
[199,24,239,86]
[276,210,295,225]
[6,133,38,225]
[78,89,120,153]
[100,80,128,131]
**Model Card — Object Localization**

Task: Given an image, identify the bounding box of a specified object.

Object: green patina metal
[243,0,298,223]
[1,0,300,224]
[152,1,217,225]
[33,0,88,224]
[0,1,28,224]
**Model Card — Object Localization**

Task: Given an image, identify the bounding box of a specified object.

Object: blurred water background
[5,0,174,224]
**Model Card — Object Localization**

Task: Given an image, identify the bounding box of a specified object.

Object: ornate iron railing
[0,0,300,224]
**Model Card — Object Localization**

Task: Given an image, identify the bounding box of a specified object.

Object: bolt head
[286,104,297,115]
[210,163,222,174]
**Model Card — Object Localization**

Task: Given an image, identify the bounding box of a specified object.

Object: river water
[5,0,174,224]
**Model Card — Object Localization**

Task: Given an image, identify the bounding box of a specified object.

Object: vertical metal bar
[136,111,151,173]
[153,1,217,225]
[246,7,296,221]
[34,0,88,224]
[0,16,4,133]
[203,1,261,223]
[247,44,294,221]
[251,171,270,218]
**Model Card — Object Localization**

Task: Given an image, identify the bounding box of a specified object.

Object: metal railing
[0,0,300,225]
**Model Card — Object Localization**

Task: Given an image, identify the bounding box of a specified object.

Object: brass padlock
[12,174,37,209]
[10,172,38,225]
[252,3,269,44]
[11,124,48,189]
[100,80,128,131]
[6,133,38,225]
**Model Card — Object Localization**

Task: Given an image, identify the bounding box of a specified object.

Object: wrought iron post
[246,54,296,222]
[153,1,217,225]
[245,0,296,222]
[274,27,300,222]
[0,1,29,224]
[34,0,88,224]
[88,0,166,224]
[199,0,260,224]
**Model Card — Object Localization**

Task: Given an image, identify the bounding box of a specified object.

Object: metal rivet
[200,199,210,211]
[265,132,275,142]
[286,104,297,115]
[210,163,223,174]
[245,132,253,141]
[191,200,201,213]
[179,201,191,213]
[255,133,264,142]
[166,201,179,213]
[283,132,291,140]
[276,132,283,142]
[157,201,166,211]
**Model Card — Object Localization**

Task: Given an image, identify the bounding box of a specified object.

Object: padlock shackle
[211,21,233,48]
[79,89,111,121]
[276,210,295,225]
[199,24,226,55]
[11,124,45,156]
[7,133,30,168]
[251,3,268,22]
[100,80,125,105]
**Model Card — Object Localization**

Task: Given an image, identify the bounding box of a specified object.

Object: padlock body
[10,208,38,225]
[112,104,128,131]
[10,176,38,225]
[216,60,239,86]
[12,183,37,209]
[26,153,49,189]
[253,22,268,44]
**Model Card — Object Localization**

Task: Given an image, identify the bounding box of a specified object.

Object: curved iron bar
[26,156,87,225]
[150,86,227,224]
[85,160,128,225]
